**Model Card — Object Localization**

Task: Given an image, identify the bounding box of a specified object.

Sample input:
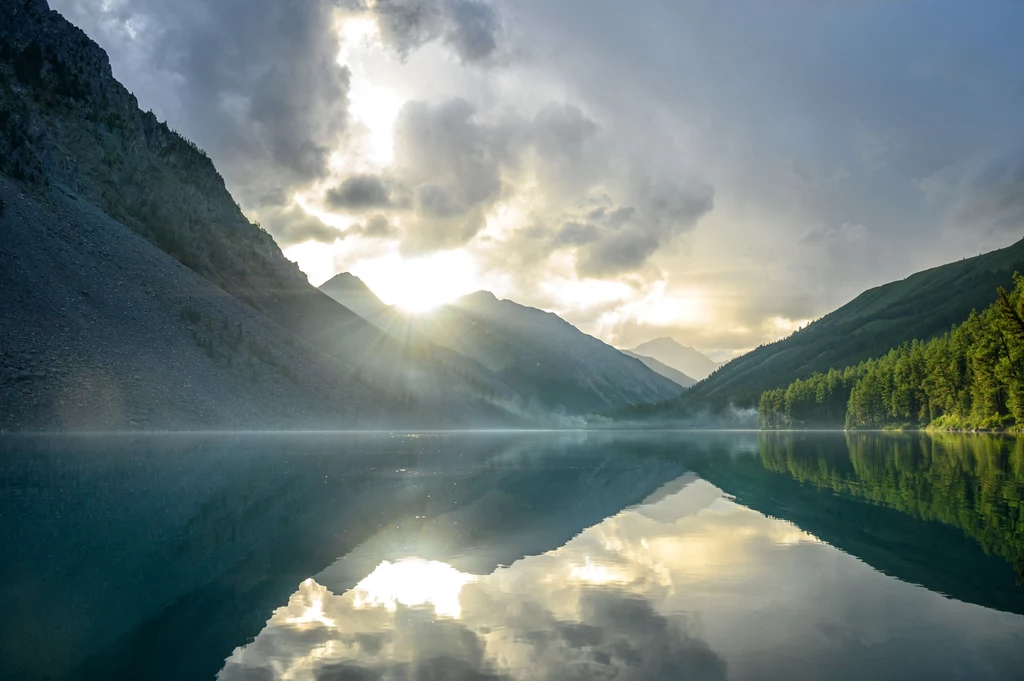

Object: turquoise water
[2,431,1023,680]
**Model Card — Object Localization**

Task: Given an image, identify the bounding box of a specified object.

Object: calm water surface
[2,431,1023,681]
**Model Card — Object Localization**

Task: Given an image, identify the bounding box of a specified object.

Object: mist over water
[2,431,1023,681]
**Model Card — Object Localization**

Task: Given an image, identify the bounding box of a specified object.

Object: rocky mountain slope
[321,276,685,414]
[0,1,520,429]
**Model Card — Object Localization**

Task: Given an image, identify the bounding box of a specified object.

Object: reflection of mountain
[5,432,1024,681]
[695,432,1024,615]
[223,465,1024,681]
[0,433,689,681]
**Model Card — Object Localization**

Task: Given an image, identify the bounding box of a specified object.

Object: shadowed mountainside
[321,275,685,414]
[0,1,527,429]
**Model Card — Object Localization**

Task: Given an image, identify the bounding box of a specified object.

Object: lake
[2,431,1023,680]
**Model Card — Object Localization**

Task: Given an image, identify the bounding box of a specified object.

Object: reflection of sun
[352,558,476,618]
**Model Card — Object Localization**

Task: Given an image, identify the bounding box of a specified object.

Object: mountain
[0,1,519,429]
[408,291,686,413]
[629,338,721,380]
[625,237,1024,421]
[320,277,685,414]
[319,273,391,323]
[621,350,696,388]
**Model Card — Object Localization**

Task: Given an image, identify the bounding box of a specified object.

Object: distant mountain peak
[644,337,695,350]
[630,338,720,381]
[319,272,389,320]
[458,290,499,305]
[321,271,371,290]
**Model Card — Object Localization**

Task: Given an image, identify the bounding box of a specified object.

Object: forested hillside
[614,237,1024,424]
[760,275,1024,431]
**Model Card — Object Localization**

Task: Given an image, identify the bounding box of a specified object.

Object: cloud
[259,204,342,246]
[571,180,714,277]
[531,103,605,197]
[326,175,394,211]
[53,0,351,209]
[445,0,501,62]
[345,0,502,63]
[951,148,1024,233]
[552,222,600,247]
[355,214,399,239]
[392,98,518,251]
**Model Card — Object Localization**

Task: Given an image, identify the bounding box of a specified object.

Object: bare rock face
[0,0,306,308]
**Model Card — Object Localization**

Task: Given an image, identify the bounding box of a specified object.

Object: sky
[51,0,1024,359]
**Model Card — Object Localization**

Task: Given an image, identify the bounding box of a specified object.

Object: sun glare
[351,251,482,313]
[352,558,476,618]
[335,16,403,165]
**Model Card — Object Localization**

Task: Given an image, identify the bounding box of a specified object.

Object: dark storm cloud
[54,0,350,208]
[325,175,394,211]
[345,0,501,62]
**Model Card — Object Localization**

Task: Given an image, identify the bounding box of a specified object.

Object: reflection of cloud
[220,477,1024,681]
[216,480,759,680]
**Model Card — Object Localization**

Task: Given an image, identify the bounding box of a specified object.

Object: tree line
[757,432,1024,583]
[759,274,1024,431]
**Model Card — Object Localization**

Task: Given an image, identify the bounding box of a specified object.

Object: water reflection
[221,475,1024,681]
[2,432,1024,681]
[752,432,1024,594]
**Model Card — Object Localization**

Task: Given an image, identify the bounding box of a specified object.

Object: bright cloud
[51,0,1024,355]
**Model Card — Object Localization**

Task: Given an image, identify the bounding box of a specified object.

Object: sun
[351,250,483,313]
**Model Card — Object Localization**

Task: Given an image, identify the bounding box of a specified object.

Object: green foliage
[758,365,863,429]
[761,274,1024,431]
[642,238,1024,422]
[758,432,1024,581]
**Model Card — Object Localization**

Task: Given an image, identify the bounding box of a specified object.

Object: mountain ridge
[320,274,685,414]
[629,337,721,381]
[621,350,696,388]
[0,1,525,428]
[618,236,1024,423]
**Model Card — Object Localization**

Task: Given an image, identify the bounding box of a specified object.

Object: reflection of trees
[758,432,1024,580]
